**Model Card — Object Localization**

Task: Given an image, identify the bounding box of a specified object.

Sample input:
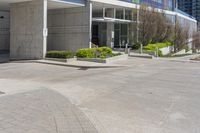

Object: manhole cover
[0,91,5,95]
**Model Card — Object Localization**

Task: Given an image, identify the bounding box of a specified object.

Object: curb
[33,60,125,69]
[157,58,200,63]
[129,54,154,59]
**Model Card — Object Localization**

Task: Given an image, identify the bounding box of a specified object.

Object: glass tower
[178,0,200,30]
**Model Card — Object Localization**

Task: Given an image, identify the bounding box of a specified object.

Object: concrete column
[89,2,92,48]
[10,0,47,60]
[106,23,114,48]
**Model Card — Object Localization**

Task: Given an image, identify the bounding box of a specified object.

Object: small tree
[135,4,174,46]
[192,31,200,52]
[151,13,174,43]
[138,4,156,46]
[173,21,189,52]
[130,4,190,53]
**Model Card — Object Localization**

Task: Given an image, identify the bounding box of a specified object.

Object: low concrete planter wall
[129,53,154,59]
[159,46,174,55]
[186,50,193,54]
[173,49,186,56]
[45,58,76,63]
[77,54,128,63]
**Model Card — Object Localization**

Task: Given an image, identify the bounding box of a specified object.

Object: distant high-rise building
[178,0,200,30]
[192,0,200,23]
[140,0,174,10]
[178,0,193,15]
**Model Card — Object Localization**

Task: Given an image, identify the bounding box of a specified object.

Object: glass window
[116,9,124,19]
[92,9,103,18]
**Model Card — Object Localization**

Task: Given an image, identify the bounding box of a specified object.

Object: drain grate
[0,91,5,95]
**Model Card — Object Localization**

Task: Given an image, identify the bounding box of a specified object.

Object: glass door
[114,24,120,48]
[114,23,128,48]
[120,24,128,48]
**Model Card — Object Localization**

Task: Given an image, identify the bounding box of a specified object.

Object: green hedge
[143,42,173,57]
[144,42,172,51]
[46,51,74,59]
[76,47,118,59]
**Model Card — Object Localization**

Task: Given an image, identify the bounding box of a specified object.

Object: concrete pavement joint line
[72,108,87,132]
[53,116,58,133]
[158,98,175,127]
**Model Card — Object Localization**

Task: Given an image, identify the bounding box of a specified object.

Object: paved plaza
[0,57,200,133]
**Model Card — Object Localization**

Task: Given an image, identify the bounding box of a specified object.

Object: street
[0,58,200,133]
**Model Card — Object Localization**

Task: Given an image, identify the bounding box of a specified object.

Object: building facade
[0,0,197,60]
[178,0,200,30]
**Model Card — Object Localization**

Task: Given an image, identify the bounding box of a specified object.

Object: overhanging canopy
[48,0,85,9]
[0,0,85,10]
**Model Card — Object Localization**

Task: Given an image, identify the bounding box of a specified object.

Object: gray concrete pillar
[89,2,93,48]
[106,23,114,48]
[10,0,47,60]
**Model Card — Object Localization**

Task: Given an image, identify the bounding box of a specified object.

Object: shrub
[76,48,95,58]
[46,51,74,59]
[98,47,112,54]
[132,43,140,50]
[76,47,114,59]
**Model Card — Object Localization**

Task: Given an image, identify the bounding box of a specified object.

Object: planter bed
[45,57,76,63]
[77,54,128,63]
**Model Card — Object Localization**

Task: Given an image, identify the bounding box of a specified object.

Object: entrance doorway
[92,24,99,46]
[114,23,128,48]
[92,22,129,48]
[92,22,107,47]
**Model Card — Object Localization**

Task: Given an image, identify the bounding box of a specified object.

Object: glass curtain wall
[92,6,136,48]
[114,24,129,48]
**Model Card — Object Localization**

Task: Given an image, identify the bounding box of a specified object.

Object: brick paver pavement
[0,89,98,133]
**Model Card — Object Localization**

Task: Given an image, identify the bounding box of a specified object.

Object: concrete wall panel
[47,2,91,52]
